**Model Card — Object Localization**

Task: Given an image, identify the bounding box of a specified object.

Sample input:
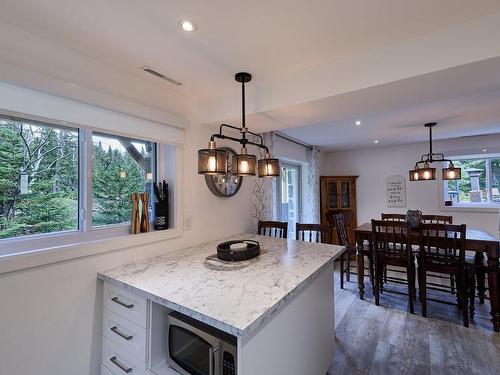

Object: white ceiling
[264,57,500,151]
[2,0,499,98]
[1,1,500,148]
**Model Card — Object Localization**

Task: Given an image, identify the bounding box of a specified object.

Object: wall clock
[204,147,243,197]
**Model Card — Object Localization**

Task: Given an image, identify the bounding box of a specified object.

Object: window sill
[0,227,182,275]
[439,204,500,214]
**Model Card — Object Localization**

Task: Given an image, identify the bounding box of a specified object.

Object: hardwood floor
[329,264,500,375]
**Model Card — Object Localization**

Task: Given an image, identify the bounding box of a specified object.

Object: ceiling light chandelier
[409,122,461,181]
[198,72,279,178]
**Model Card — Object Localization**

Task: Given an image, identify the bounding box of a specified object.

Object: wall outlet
[183,216,192,231]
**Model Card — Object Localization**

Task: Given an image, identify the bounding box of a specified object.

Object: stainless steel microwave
[166,312,237,375]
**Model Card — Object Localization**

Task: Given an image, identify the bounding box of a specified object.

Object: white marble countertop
[99,233,344,337]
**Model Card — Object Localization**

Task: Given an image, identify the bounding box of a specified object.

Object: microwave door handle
[208,346,219,375]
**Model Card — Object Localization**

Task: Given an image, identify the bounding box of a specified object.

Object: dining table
[354,222,500,332]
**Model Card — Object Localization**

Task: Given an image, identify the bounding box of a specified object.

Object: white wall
[320,134,500,237]
[0,86,253,375]
[273,136,308,163]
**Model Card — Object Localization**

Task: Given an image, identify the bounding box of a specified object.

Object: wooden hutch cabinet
[320,176,358,245]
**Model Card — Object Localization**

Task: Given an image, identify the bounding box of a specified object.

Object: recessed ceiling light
[179,19,197,32]
[355,120,362,126]
[482,148,488,152]
[374,139,379,144]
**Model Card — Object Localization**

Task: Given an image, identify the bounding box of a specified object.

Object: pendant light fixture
[408,122,461,181]
[198,72,279,178]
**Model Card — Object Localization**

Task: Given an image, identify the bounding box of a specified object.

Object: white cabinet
[101,364,115,375]
[102,281,150,375]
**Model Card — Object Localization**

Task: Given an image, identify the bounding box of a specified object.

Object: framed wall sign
[386,175,407,207]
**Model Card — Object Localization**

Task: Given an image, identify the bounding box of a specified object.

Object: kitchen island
[98,233,344,375]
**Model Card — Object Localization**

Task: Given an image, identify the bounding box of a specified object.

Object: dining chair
[417,223,469,327]
[380,213,409,286]
[381,214,458,294]
[295,223,332,244]
[371,219,416,313]
[333,213,374,290]
[420,215,457,294]
[257,220,288,238]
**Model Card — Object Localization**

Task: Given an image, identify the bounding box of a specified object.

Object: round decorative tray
[216,240,260,262]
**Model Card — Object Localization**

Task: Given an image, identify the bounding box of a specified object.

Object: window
[92,132,155,227]
[443,155,500,206]
[0,113,165,243]
[0,116,79,239]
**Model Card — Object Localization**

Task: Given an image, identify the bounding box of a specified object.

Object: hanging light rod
[409,122,461,181]
[274,131,313,150]
[198,72,279,178]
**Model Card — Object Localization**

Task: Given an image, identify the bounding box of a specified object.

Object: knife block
[154,201,169,230]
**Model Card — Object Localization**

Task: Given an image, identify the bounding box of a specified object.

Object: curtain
[250,132,319,230]
[305,146,320,223]
[251,132,277,231]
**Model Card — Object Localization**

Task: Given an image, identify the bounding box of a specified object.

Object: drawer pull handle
[111,326,133,341]
[111,297,134,309]
[110,356,133,373]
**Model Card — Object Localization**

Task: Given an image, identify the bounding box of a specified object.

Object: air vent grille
[141,66,182,86]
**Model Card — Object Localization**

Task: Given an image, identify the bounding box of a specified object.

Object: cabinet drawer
[101,364,148,375]
[103,308,147,361]
[101,364,115,375]
[104,282,148,328]
[102,337,146,375]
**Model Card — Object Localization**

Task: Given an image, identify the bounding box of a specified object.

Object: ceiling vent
[141,66,182,86]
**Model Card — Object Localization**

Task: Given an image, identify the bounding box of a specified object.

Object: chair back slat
[257,220,288,238]
[331,213,350,245]
[295,223,332,244]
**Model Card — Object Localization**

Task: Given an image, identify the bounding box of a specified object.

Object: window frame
[0,112,182,266]
[440,153,500,212]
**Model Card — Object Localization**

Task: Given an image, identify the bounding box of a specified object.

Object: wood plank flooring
[328,264,500,375]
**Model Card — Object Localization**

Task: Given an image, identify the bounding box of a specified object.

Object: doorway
[277,163,302,238]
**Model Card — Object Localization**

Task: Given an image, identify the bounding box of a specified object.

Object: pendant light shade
[418,164,436,181]
[409,162,436,181]
[442,162,461,180]
[409,166,419,182]
[233,148,256,176]
[198,141,227,175]
[258,153,280,177]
